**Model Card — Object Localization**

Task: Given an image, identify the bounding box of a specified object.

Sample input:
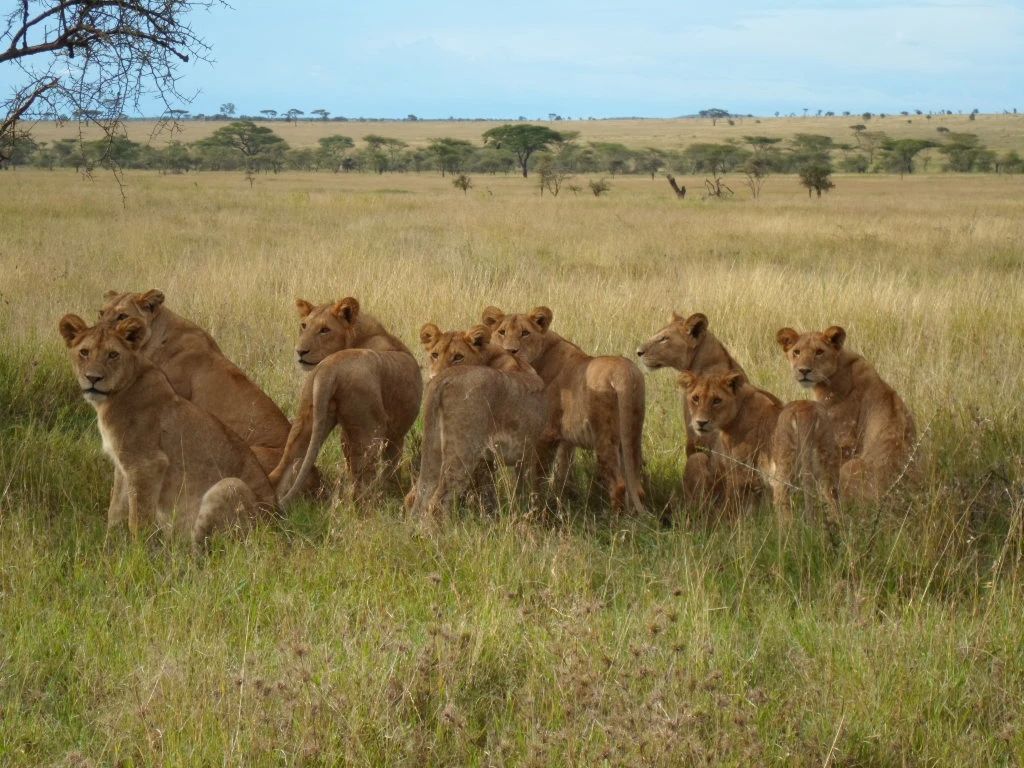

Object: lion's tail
[278,372,335,508]
[408,375,446,517]
[613,363,647,515]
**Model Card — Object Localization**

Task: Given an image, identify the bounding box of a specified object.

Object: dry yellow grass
[22,113,1024,152]
[2,167,1023,765]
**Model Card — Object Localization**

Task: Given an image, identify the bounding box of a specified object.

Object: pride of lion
[58,289,917,547]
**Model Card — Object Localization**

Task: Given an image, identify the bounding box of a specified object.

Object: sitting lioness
[406,324,547,519]
[59,314,276,547]
[637,311,782,509]
[677,370,840,524]
[99,289,292,480]
[273,297,422,506]
[776,326,916,502]
[482,306,646,514]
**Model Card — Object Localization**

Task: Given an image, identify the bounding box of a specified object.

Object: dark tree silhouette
[1,1,223,162]
[666,174,686,199]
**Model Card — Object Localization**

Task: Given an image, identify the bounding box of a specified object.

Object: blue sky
[6,0,1024,118]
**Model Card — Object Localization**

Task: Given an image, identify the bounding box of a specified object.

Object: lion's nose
[695,419,709,430]
[296,349,310,358]
[506,347,519,354]
[636,348,644,357]
[798,367,812,375]
[86,373,104,384]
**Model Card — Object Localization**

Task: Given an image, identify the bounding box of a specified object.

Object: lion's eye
[521,330,530,337]
[430,352,438,359]
[453,353,464,362]
[79,348,89,358]
[300,323,307,330]
[116,313,128,321]
[815,349,823,356]
[691,395,699,404]
[498,329,505,336]
[108,351,119,360]
[659,337,668,343]
[319,327,330,335]
[712,397,722,406]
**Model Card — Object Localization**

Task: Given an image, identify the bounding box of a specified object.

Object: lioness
[678,370,840,524]
[59,314,276,547]
[481,306,646,514]
[406,324,547,519]
[99,289,292,479]
[638,311,782,506]
[776,326,916,502]
[274,297,422,505]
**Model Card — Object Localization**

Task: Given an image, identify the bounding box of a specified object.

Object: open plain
[1,164,1023,765]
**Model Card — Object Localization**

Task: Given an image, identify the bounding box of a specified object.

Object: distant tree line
[1,121,1021,178]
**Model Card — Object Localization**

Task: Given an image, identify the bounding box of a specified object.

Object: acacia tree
[316,134,353,171]
[196,120,288,178]
[310,108,329,121]
[481,124,564,177]
[880,138,936,177]
[428,137,474,177]
[1,0,222,163]
[285,108,304,124]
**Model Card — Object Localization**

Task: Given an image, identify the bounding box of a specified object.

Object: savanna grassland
[1,166,1023,766]
[26,113,1024,152]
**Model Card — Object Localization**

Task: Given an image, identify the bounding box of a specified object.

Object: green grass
[1,168,1023,765]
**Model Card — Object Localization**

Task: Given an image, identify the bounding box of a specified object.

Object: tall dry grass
[1,168,1022,765]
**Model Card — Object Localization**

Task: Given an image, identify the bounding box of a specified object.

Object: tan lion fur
[678,370,840,524]
[776,325,917,502]
[482,305,646,514]
[60,314,276,547]
[406,324,547,520]
[273,297,422,505]
[99,289,292,479]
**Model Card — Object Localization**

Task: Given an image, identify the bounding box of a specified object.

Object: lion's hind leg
[192,478,258,551]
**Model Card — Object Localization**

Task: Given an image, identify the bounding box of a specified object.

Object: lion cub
[482,306,646,514]
[776,326,916,502]
[274,297,422,506]
[406,324,547,520]
[99,289,292,479]
[59,315,277,547]
[637,311,781,509]
[677,371,841,524]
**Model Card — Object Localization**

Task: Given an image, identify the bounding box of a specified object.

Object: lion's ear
[722,371,746,393]
[59,314,88,346]
[115,318,146,348]
[466,324,491,348]
[677,370,697,391]
[419,323,441,348]
[103,290,119,301]
[823,326,846,350]
[481,306,505,328]
[670,310,685,323]
[137,289,164,313]
[529,306,553,331]
[332,296,360,323]
[776,327,799,351]
[295,298,315,318]
[683,313,708,340]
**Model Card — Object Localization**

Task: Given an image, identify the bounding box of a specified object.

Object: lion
[59,314,276,548]
[273,297,422,506]
[98,289,292,480]
[677,370,840,524]
[406,324,547,520]
[775,325,916,502]
[637,311,782,508]
[481,306,646,514]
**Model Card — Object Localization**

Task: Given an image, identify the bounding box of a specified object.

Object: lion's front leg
[122,455,168,539]
[107,465,129,531]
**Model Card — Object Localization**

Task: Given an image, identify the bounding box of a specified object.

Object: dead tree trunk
[666,174,687,199]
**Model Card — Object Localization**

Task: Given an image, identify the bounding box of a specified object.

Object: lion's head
[677,370,746,436]
[97,289,165,347]
[775,326,846,388]
[420,323,496,378]
[293,297,362,369]
[636,311,708,370]
[479,305,552,364]
[59,314,147,404]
